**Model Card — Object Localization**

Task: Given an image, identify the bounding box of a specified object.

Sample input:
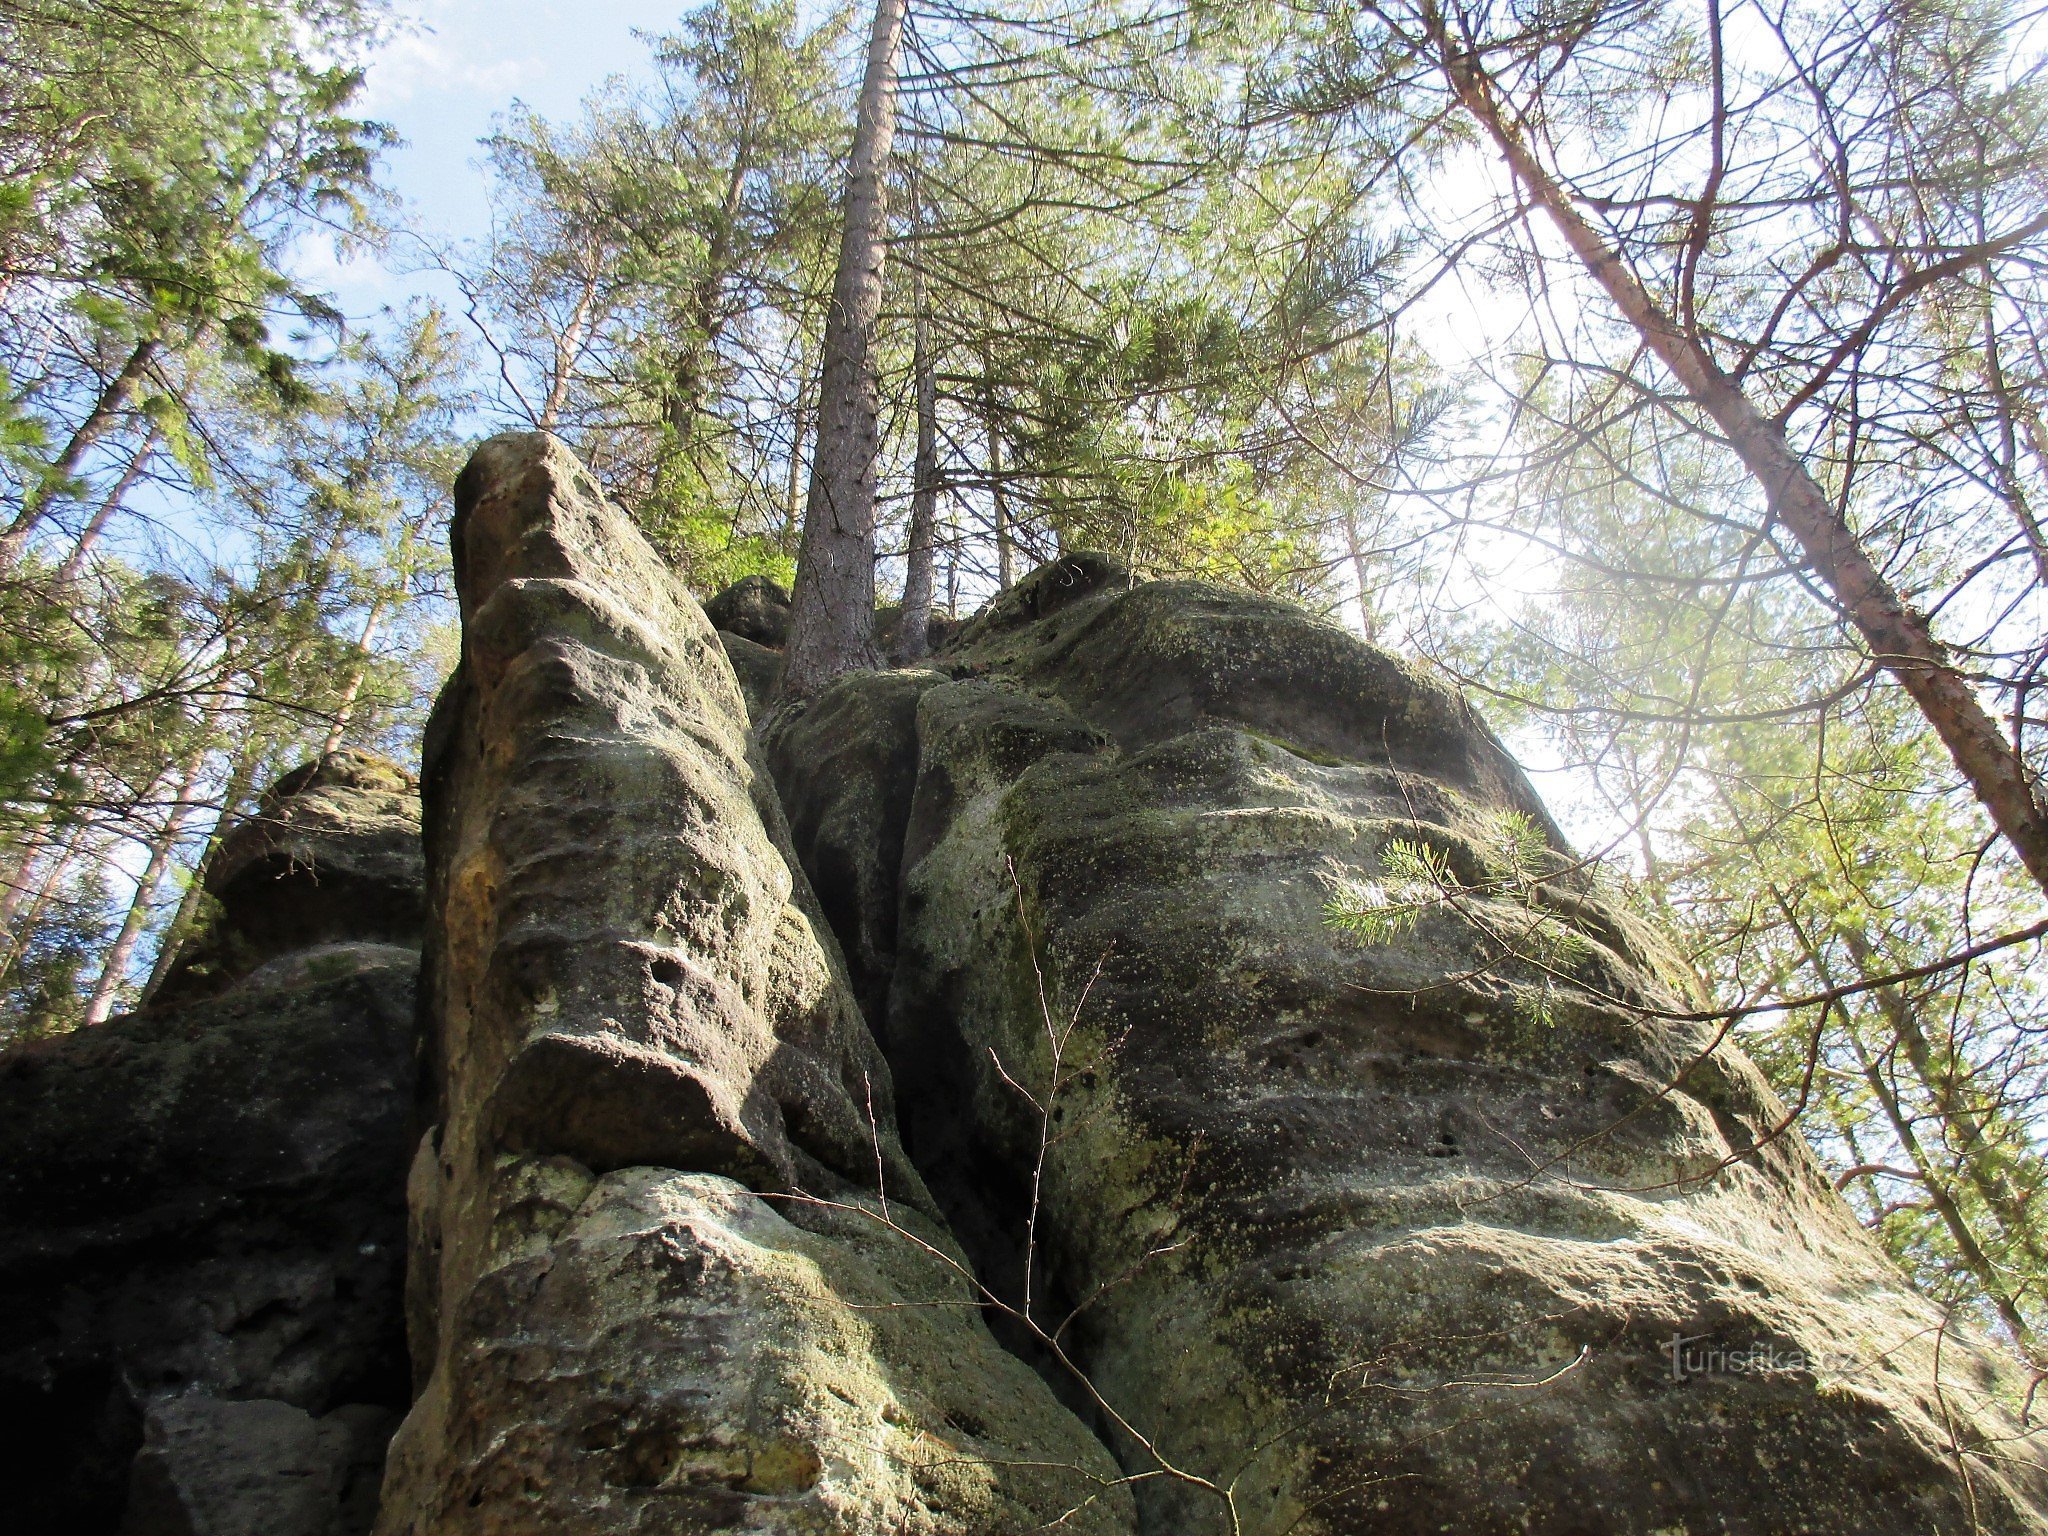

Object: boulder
[0,759,423,1536]
[377,433,1128,1534]
[702,573,792,647]
[119,1396,393,1536]
[154,750,423,1003]
[766,553,2048,1536]
[717,629,782,721]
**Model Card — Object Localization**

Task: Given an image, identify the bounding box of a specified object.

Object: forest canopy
[6,0,2048,1368]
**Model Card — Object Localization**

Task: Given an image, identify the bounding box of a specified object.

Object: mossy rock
[765,554,2048,1536]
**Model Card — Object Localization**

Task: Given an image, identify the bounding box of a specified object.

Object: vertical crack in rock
[761,553,2048,1536]
[377,434,1132,1534]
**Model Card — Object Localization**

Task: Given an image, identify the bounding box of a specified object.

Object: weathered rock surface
[703,572,792,647]
[0,755,422,1536]
[718,629,783,720]
[29,448,2039,1536]
[767,553,2048,1536]
[378,432,1127,1533]
[155,749,424,1003]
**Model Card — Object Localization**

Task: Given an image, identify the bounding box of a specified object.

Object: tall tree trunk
[55,427,157,583]
[0,821,58,940]
[1428,10,2048,899]
[83,759,202,1025]
[0,811,53,936]
[140,752,258,1003]
[988,406,1013,590]
[538,260,600,432]
[0,823,92,986]
[780,0,909,698]
[321,601,388,755]
[0,336,158,570]
[897,237,939,662]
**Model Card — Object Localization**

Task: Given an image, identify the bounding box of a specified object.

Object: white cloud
[360,18,545,114]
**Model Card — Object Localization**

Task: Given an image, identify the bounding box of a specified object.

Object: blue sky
[297,0,684,327]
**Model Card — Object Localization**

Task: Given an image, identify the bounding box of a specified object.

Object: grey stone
[377,432,1129,1535]
[703,573,792,647]
[119,1395,394,1536]
[768,554,2048,1536]
[155,750,423,1004]
[0,763,422,1535]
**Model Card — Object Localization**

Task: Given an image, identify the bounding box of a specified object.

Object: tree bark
[84,759,202,1025]
[988,405,1014,590]
[1428,12,2048,898]
[0,335,159,570]
[897,239,939,662]
[780,0,909,698]
[55,427,157,583]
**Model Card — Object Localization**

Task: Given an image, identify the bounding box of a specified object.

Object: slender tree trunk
[784,380,811,538]
[538,261,600,432]
[321,601,388,755]
[0,821,57,939]
[0,336,158,570]
[83,759,202,1025]
[670,147,751,439]
[1429,12,2048,898]
[897,242,939,662]
[1342,500,1377,643]
[1840,927,2048,1274]
[140,752,258,1003]
[988,406,1013,590]
[0,823,92,986]
[780,0,909,698]
[55,428,157,583]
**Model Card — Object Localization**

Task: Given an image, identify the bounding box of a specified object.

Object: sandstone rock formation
[0,752,423,1536]
[376,433,1125,1534]
[153,750,424,1004]
[763,552,2048,1536]
[12,439,2044,1536]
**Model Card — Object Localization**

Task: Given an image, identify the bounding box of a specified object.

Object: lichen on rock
[378,433,1129,1534]
[768,552,2048,1536]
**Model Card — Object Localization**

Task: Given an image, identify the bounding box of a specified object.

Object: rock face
[20,441,2041,1534]
[702,572,793,647]
[0,753,423,1536]
[155,749,425,1003]
[764,553,2048,1536]
[376,433,1125,1534]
